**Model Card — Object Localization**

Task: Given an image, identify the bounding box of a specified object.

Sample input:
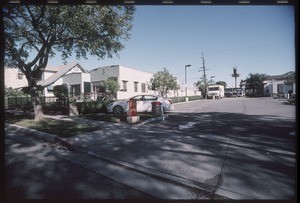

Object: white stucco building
[263,71,295,98]
[4,67,28,89]
[90,65,158,99]
[5,62,202,100]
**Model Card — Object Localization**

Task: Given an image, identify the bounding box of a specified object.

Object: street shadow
[76,111,296,199]
[5,130,153,199]
[143,112,296,198]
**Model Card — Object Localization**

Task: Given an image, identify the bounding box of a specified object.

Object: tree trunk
[28,80,45,122]
[31,92,44,122]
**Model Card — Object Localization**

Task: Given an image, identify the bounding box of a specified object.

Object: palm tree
[246,73,268,96]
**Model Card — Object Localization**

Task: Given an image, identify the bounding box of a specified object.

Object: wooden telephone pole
[200,53,209,99]
[232,66,240,88]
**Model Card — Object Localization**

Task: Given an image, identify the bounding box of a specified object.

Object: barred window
[141,83,146,92]
[134,82,139,92]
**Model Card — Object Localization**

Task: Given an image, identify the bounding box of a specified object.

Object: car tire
[113,105,124,115]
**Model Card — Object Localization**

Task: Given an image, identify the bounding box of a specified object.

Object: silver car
[107,95,174,115]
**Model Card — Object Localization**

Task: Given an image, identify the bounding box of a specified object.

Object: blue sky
[49,5,295,88]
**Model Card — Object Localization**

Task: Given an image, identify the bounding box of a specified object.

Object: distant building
[37,62,91,97]
[263,71,295,98]
[90,65,157,100]
[167,86,201,98]
[4,67,28,89]
[240,71,295,98]
[5,62,201,100]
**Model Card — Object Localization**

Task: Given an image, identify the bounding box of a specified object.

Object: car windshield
[131,95,158,101]
[208,87,219,91]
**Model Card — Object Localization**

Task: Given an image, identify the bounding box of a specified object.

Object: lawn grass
[5,112,102,138]
[5,111,158,137]
[81,112,157,123]
[80,113,124,122]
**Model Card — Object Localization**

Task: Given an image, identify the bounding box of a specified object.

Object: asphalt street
[61,97,296,199]
[5,97,296,199]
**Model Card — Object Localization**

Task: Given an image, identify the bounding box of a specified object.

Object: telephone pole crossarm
[232,66,240,88]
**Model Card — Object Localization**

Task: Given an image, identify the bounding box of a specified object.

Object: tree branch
[25,5,46,43]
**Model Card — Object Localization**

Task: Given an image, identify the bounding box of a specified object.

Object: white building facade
[6,63,202,100]
[90,65,157,99]
[263,71,295,98]
[37,62,91,97]
[4,67,28,89]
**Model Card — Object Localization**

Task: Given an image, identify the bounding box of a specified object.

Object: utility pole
[184,64,191,101]
[200,53,209,99]
[232,66,240,88]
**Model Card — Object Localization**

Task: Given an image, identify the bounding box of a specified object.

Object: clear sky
[49,5,295,88]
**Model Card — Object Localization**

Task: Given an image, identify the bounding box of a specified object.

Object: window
[122,80,128,92]
[102,69,105,75]
[143,95,157,101]
[47,86,54,91]
[208,87,219,91]
[134,82,139,92]
[277,84,284,94]
[70,85,81,96]
[133,95,143,101]
[18,72,23,79]
[141,83,146,93]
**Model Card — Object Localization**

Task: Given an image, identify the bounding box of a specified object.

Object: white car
[107,95,174,115]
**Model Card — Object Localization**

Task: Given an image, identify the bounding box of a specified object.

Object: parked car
[107,95,174,115]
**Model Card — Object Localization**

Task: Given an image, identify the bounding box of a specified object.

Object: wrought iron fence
[5,96,31,110]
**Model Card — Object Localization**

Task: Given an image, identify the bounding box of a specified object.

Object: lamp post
[210,76,215,84]
[185,64,191,101]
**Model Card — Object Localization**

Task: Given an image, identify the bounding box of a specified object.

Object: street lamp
[185,64,191,101]
[210,76,215,84]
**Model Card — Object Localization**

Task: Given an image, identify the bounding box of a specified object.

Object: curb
[6,123,230,199]
[7,124,57,143]
[137,115,168,125]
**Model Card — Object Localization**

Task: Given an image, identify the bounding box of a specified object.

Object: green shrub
[76,101,109,115]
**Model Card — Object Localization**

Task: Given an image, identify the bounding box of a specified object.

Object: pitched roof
[265,71,295,81]
[44,65,62,72]
[37,62,87,87]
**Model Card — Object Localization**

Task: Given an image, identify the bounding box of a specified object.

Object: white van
[207,85,225,99]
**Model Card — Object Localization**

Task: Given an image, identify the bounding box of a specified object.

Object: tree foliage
[215,81,227,88]
[4,5,135,121]
[149,68,179,97]
[5,87,29,97]
[194,80,206,96]
[53,84,68,100]
[103,79,119,100]
[246,73,268,96]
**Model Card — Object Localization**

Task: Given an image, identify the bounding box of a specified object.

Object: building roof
[265,71,295,81]
[91,65,154,75]
[37,62,87,87]
[44,65,62,72]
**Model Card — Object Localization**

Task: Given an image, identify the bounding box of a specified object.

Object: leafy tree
[246,73,268,96]
[5,87,29,97]
[215,81,227,88]
[53,84,68,101]
[194,80,206,97]
[149,68,179,97]
[4,5,135,121]
[103,79,119,100]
